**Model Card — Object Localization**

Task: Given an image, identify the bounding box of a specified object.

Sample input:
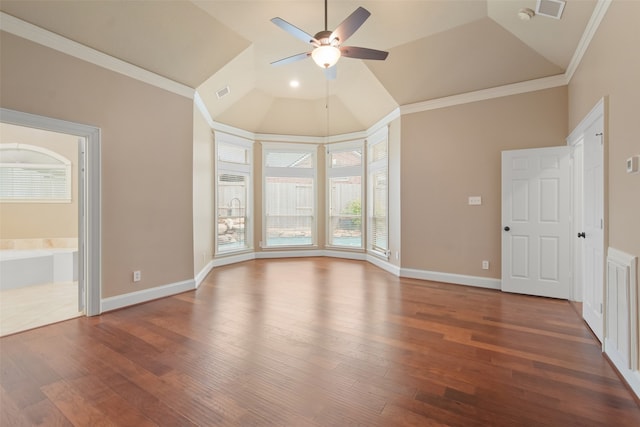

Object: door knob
[578,232,586,238]
[504,226,510,231]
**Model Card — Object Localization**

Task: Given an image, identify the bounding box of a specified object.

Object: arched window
[0,143,72,202]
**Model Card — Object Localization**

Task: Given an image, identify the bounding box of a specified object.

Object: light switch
[626,155,639,174]
[468,196,482,205]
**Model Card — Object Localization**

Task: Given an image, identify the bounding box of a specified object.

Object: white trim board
[401,74,567,116]
[565,0,612,82]
[101,279,196,313]
[212,252,256,268]
[1,108,102,317]
[195,260,215,288]
[367,254,401,277]
[400,268,501,290]
[0,12,194,99]
[2,0,611,123]
[120,252,499,313]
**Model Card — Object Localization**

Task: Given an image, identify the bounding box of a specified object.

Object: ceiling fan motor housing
[314,30,336,46]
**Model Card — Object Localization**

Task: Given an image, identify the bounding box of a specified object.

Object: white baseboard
[107,256,498,314]
[101,279,196,313]
[256,249,325,259]
[605,338,640,399]
[400,268,501,290]
[367,254,401,276]
[324,250,367,261]
[211,252,256,268]
[195,261,215,288]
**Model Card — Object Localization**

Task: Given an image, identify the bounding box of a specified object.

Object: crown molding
[0,12,194,99]
[255,133,326,144]
[2,0,611,132]
[400,74,568,116]
[194,92,216,128]
[565,0,612,82]
[367,107,400,136]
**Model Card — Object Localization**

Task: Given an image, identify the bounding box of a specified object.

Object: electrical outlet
[133,270,141,282]
[468,196,482,205]
[482,260,489,270]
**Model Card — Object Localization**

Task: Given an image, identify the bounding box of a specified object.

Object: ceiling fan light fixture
[312,45,341,69]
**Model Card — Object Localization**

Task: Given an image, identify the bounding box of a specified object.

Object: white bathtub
[0,249,78,290]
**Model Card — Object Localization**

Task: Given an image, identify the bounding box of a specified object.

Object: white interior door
[501,147,571,298]
[581,119,605,341]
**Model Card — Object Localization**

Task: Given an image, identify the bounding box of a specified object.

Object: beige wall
[0,123,78,239]
[400,87,568,277]
[568,0,640,262]
[193,105,213,275]
[0,31,194,298]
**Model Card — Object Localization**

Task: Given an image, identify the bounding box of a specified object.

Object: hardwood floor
[1,258,638,426]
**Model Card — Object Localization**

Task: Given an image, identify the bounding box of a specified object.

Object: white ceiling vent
[216,85,231,99]
[536,0,566,19]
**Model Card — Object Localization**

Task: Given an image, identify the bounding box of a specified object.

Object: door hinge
[600,218,603,229]
[600,303,603,314]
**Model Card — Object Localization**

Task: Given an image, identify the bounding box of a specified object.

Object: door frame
[1,108,101,316]
[566,98,607,331]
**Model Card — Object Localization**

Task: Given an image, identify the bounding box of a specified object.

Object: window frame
[367,127,390,258]
[325,139,364,250]
[262,142,318,249]
[214,132,253,256]
[0,143,72,203]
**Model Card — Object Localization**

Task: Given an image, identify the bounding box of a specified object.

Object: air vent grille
[216,86,231,99]
[536,0,565,19]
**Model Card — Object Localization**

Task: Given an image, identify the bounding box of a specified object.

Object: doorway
[568,99,606,342]
[0,124,81,335]
[0,108,101,335]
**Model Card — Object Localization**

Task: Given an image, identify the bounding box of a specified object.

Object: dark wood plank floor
[2,258,639,426]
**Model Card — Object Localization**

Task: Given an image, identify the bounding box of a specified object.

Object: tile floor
[0,281,82,336]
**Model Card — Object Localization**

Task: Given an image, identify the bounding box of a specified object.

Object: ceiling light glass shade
[311,45,341,68]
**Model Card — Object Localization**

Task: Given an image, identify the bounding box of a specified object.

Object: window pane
[329,176,362,247]
[1,144,71,202]
[371,142,388,163]
[265,176,313,246]
[218,143,249,164]
[329,150,361,168]
[265,152,312,168]
[217,174,248,252]
[371,170,388,252]
[0,166,70,201]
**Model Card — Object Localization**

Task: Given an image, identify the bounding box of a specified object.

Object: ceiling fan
[270,0,388,79]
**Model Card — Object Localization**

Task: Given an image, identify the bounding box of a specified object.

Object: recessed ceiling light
[289,80,300,88]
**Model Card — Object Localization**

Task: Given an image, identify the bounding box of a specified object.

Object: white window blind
[0,144,71,202]
[215,134,253,254]
[327,141,363,248]
[367,129,389,256]
[263,144,317,247]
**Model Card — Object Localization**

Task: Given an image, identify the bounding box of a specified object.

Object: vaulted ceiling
[0,0,597,136]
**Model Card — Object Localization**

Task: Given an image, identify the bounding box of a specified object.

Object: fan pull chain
[325,78,330,137]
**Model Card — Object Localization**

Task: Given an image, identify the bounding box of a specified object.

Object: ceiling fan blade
[271,52,311,66]
[330,7,370,44]
[324,65,337,80]
[340,46,389,61]
[271,17,318,45]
